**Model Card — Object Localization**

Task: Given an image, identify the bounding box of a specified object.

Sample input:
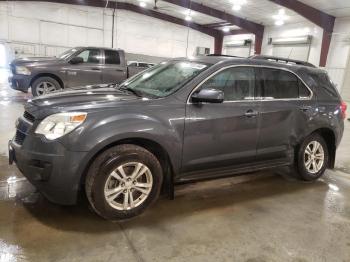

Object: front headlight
[15,66,31,75]
[35,112,87,140]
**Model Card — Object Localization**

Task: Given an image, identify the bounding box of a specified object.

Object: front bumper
[9,134,88,205]
[9,74,31,92]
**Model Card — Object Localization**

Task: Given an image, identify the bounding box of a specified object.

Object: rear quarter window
[308,72,340,102]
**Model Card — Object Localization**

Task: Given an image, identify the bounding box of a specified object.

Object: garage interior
[1,0,350,261]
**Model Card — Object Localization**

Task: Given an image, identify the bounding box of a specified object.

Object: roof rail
[206,54,243,58]
[250,55,316,68]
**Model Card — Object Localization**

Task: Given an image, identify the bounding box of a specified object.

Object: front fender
[61,108,185,176]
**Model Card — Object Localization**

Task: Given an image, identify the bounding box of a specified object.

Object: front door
[66,48,103,88]
[181,66,259,177]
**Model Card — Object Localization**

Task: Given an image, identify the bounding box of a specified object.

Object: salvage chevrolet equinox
[9,55,346,220]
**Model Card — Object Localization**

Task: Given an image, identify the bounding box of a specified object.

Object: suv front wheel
[85,144,163,220]
[296,133,329,181]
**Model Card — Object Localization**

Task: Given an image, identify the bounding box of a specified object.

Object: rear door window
[259,68,301,99]
[105,50,120,65]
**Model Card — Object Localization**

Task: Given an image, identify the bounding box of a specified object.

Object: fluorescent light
[278,9,285,15]
[185,15,192,21]
[184,9,194,16]
[275,20,284,26]
[232,4,241,11]
[222,27,230,32]
[139,1,146,7]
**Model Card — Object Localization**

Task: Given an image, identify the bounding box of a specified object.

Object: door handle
[244,109,258,117]
[91,67,101,71]
[115,69,124,72]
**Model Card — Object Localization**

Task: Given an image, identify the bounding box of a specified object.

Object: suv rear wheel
[31,76,61,96]
[85,144,163,220]
[296,133,329,181]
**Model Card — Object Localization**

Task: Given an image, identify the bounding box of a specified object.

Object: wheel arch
[79,137,175,198]
[306,127,336,169]
[30,73,64,89]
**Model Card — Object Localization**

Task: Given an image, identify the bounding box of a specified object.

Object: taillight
[340,101,347,119]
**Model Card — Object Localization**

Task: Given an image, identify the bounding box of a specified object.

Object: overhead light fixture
[222,27,230,32]
[184,9,193,21]
[273,9,287,26]
[139,1,146,7]
[275,20,284,26]
[232,5,241,11]
[231,0,246,11]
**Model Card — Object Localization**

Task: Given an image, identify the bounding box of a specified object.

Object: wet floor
[0,69,350,261]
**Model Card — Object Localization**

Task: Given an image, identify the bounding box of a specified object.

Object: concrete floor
[0,68,350,262]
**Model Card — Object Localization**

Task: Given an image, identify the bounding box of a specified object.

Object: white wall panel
[0,14,9,40]
[68,25,87,47]
[9,16,39,43]
[326,18,350,93]
[40,21,67,46]
[87,11,103,29]
[1,1,214,60]
[87,29,104,47]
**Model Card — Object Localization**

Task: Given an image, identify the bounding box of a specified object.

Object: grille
[14,130,26,146]
[23,111,35,122]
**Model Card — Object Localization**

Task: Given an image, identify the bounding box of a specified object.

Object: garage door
[226,46,251,57]
[272,44,310,61]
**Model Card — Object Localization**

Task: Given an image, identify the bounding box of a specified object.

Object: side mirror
[70,56,84,64]
[191,88,224,103]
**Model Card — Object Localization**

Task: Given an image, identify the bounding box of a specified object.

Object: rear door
[181,66,260,176]
[66,48,103,87]
[255,67,314,163]
[102,49,127,84]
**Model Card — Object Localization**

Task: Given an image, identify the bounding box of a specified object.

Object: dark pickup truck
[9,47,149,96]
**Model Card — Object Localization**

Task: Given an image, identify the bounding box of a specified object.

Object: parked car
[9,55,346,220]
[127,61,156,77]
[8,47,146,96]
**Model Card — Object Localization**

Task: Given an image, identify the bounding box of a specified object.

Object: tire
[31,76,62,96]
[85,144,163,220]
[296,133,329,181]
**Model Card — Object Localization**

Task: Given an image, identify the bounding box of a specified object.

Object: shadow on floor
[17,171,328,234]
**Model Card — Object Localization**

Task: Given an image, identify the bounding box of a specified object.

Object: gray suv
[9,55,346,220]
[9,47,141,97]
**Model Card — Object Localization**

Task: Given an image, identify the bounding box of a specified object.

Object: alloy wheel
[104,162,153,210]
[36,81,57,95]
[304,141,325,174]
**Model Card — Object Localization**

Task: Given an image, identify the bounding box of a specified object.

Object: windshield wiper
[118,86,142,97]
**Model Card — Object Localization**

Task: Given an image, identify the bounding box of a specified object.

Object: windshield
[119,61,209,98]
[58,48,79,59]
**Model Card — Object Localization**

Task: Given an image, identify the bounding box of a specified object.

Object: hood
[25,86,144,117]
[11,57,62,65]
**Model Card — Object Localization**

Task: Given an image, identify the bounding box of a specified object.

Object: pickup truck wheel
[31,77,61,96]
[85,144,163,220]
[296,134,329,181]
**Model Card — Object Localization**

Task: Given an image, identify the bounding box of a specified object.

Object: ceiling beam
[268,0,335,66]
[162,0,264,36]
